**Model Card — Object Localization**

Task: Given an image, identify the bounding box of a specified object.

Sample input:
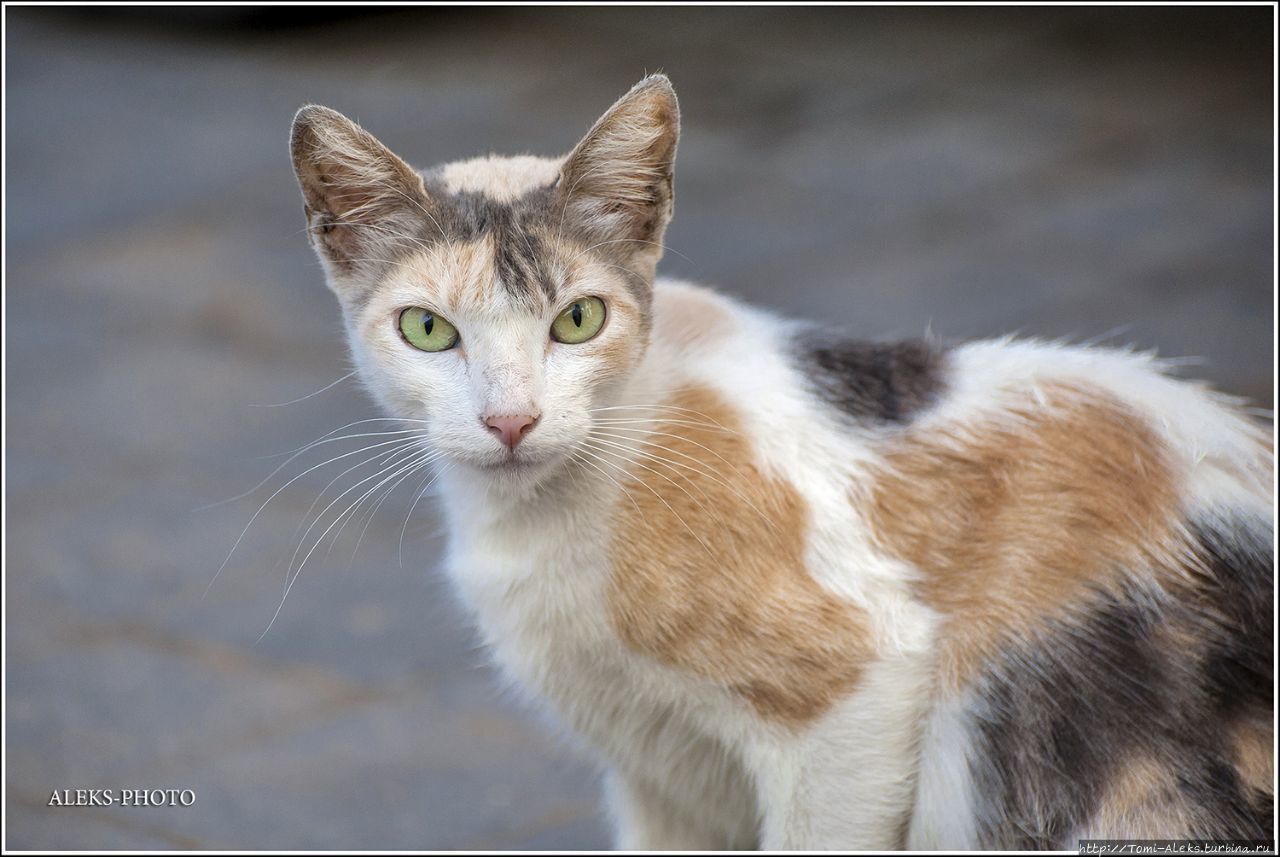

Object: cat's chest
[445,507,628,692]
[446,514,757,780]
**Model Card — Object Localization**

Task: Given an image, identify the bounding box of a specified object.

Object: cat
[288,75,1274,849]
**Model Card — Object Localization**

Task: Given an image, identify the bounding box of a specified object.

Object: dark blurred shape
[34,6,495,38]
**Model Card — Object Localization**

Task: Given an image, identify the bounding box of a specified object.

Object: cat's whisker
[285,443,437,584]
[588,402,721,416]
[268,417,433,452]
[260,446,442,642]
[564,446,584,492]
[397,467,444,568]
[588,403,734,428]
[570,449,643,518]
[575,443,716,558]
[590,415,736,436]
[254,425,429,462]
[345,468,423,566]
[204,434,427,599]
[591,417,734,435]
[251,371,357,408]
[565,237,696,269]
[587,432,724,493]
[346,451,445,568]
[581,438,746,540]
[584,435,727,520]
[590,424,752,479]
[197,421,430,511]
[398,461,454,568]
[310,447,445,579]
[329,255,411,267]
[594,410,730,430]
[273,443,415,589]
[312,440,434,568]
[586,431,781,535]
[284,445,430,574]
[579,444,719,560]
[289,437,430,560]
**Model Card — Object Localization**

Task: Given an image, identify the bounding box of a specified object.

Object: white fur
[747,655,936,848]
[440,155,561,203]
[906,690,981,849]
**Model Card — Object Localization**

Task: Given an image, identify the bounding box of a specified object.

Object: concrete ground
[4,6,1272,850]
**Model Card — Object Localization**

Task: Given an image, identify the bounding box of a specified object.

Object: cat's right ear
[290,105,430,278]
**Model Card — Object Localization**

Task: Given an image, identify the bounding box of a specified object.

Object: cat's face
[290,77,679,485]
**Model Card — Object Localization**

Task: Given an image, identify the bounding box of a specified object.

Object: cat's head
[290,76,679,487]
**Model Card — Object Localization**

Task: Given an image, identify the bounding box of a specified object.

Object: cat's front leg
[603,769,751,851]
[751,655,931,850]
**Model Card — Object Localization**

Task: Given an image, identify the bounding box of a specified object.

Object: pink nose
[485,414,538,450]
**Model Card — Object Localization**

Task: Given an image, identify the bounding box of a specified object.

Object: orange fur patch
[1084,728,1274,837]
[606,386,873,725]
[1230,717,1275,801]
[1081,755,1192,838]
[865,381,1183,688]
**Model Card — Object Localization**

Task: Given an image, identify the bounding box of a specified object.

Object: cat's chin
[456,449,568,486]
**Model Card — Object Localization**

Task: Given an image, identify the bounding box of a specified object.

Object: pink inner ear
[315,167,380,219]
[559,80,679,242]
[299,143,429,267]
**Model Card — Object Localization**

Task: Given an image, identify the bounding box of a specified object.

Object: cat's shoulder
[650,278,750,353]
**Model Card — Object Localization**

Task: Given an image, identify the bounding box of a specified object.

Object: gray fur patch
[970,517,1273,846]
[796,333,947,424]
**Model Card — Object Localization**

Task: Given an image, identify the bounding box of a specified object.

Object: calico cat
[288,76,1274,849]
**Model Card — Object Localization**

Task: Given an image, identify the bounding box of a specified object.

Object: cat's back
[650,279,1269,511]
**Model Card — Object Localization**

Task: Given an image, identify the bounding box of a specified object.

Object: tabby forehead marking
[402,167,653,310]
[607,385,874,726]
[865,380,1183,687]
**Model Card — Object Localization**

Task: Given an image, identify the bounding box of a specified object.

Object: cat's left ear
[559,75,680,262]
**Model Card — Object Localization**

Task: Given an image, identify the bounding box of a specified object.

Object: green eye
[398,307,459,352]
[551,297,607,344]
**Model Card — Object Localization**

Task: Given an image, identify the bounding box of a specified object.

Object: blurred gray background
[5,5,1273,850]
